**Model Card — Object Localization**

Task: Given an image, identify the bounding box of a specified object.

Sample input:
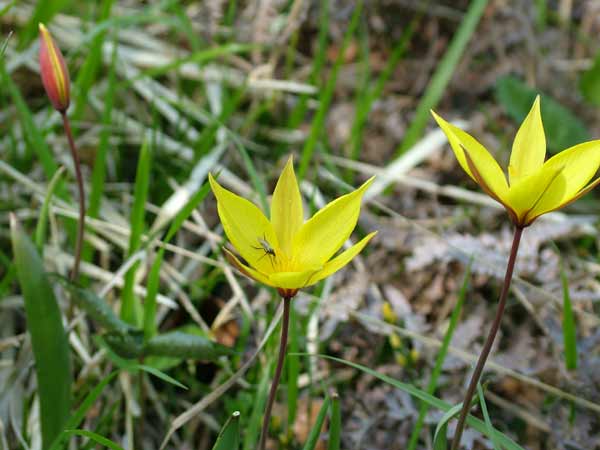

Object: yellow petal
[526,177,600,225]
[508,95,546,184]
[224,248,274,287]
[269,267,323,289]
[293,177,374,268]
[462,148,517,223]
[271,156,304,258]
[505,163,565,225]
[526,140,600,219]
[310,232,377,285]
[209,174,279,273]
[431,111,509,201]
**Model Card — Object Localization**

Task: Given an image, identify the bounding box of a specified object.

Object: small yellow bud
[389,332,402,350]
[382,302,397,323]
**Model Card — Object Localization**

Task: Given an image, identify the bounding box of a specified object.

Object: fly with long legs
[252,234,277,267]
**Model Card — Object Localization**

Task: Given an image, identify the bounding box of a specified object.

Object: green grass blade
[121,139,152,324]
[18,0,71,48]
[143,180,211,340]
[477,384,501,450]
[48,371,119,450]
[72,0,115,122]
[301,397,331,450]
[298,1,363,179]
[87,34,118,219]
[10,215,71,449]
[287,0,329,129]
[394,0,489,157]
[306,354,527,450]
[327,392,341,450]
[243,359,271,450]
[1,62,58,178]
[559,257,577,370]
[136,364,188,390]
[35,166,66,251]
[62,430,125,450]
[212,411,241,450]
[433,402,463,450]
[407,260,472,450]
[348,12,419,166]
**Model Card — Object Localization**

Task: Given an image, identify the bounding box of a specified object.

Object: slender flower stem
[259,296,292,450]
[61,112,85,281]
[450,226,524,450]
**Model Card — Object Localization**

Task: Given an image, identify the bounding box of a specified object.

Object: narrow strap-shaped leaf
[212,411,241,450]
[477,384,501,450]
[327,392,341,450]
[11,215,71,449]
[121,139,152,325]
[301,397,330,450]
[61,282,133,335]
[143,331,234,360]
[35,166,66,251]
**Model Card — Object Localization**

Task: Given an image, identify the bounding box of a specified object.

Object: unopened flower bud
[38,23,70,112]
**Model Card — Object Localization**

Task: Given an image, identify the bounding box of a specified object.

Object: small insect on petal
[39,23,70,113]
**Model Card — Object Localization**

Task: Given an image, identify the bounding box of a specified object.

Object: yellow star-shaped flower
[432,96,600,227]
[209,157,376,298]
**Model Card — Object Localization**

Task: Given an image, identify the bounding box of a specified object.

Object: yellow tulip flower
[432,96,600,227]
[209,157,376,298]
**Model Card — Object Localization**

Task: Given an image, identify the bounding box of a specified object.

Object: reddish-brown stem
[61,112,85,280]
[258,296,292,450]
[450,226,523,450]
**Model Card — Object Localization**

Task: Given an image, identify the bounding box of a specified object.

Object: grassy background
[2,1,600,449]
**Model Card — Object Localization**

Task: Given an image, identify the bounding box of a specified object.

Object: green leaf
[60,282,133,335]
[48,371,119,450]
[10,215,71,449]
[0,62,58,178]
[305,354,527,450]
[144,180,212,340]
[62,430,125,450]
[72,0,115,122]
[301,397,330,450]
[559,255,577,370]
[433,402,463,450]
[327,392,341,450]
[104,330,144,359]
[212,411,241,450]
[495,75,589,153]
[579,51,600,106]
[136,365,188,390]
[143,331,234,361]
[298,0,363,179]
[477,384,501,450]
[408,260,472,450]
[121,139,152,325]
[18,0,71,48]
[35,166,66,251]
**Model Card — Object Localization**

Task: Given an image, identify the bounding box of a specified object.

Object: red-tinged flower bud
[38,23,70,113]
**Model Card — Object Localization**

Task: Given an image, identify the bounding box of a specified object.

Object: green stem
[450,225,523,450]
[61,112,85,281]
[258,296,292,450]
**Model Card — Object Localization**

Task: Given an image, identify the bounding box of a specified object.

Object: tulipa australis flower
[209,157,376,299]
[39,23,70,113]
[432,96,600,227]
[433,96,600,450]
